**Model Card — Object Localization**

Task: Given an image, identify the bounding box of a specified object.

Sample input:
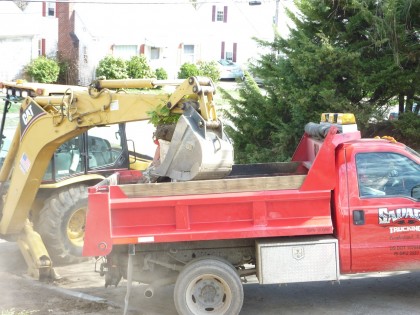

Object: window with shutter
[212,5,228,23]
[47,2,55,16]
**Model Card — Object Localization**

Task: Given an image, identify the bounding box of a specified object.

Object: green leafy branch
[147,104,181,127]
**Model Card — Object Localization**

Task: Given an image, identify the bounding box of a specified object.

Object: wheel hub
[67,207,86,247]
[195,280,223,306]
[189,276,230,312]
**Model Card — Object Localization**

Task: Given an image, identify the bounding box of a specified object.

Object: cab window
[356,152,420,198]
[87,125,123,169]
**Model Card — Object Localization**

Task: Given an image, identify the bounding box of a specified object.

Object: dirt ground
[0,239,179,315]
[2,238,420,315]
[0,240,120,315]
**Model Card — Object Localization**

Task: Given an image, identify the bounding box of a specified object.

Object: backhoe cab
[0,76,233,279]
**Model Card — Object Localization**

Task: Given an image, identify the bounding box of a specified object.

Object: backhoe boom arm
[0,77,233,279]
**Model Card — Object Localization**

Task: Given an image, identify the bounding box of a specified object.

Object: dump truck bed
[83,163,332,257]
[83,127,362,257]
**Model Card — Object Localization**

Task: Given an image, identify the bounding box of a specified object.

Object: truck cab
[336,139,420,273]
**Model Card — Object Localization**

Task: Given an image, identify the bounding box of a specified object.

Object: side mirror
[412,185,420,200]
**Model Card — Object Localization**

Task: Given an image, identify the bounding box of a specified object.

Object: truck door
[348,150,420,272]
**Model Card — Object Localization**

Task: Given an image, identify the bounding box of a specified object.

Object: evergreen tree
[224,0,419,162]
[221,73,290,163]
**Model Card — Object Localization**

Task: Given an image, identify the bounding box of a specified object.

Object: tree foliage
[177,62,200,79]
[155,67,168,80]
[127,55,155,79]
[197,60,221,82]
[26,56,60,83]
[178,61,221,82]
[225,0,419,162]
[147,104,181,127]
[222,73,290,163]
[96,55,128,79]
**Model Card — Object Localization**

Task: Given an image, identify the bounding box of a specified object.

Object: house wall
[0,1,58,81]
[73,12,108,86]
[0,37,33,81]
[68,1,291,83]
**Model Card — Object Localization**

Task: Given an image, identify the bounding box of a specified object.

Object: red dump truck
[83,115,420,315]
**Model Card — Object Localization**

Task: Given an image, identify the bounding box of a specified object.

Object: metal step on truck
[82,113,420,315]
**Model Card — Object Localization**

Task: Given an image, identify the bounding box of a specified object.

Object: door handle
[353,210,365,225]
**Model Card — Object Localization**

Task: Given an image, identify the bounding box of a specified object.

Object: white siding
[0,37,33,81]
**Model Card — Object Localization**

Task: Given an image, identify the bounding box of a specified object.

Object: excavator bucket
[154,105,234,181]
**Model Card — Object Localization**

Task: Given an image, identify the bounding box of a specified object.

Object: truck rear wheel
[36,185,88,265]
[174,258,243,315]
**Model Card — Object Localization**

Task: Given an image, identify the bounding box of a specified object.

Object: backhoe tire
[36,185,88,265]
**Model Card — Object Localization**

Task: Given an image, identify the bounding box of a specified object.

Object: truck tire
[36,185,88,265]
[174,258,243,315]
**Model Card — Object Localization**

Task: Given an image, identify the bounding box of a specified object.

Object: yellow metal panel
[39,174,106,189]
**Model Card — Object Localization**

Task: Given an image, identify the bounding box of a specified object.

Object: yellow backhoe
[0,76,233,279]
[1,80,153,267]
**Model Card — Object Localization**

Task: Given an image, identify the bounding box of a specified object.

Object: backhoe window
[43,125,125,182]
[44,136,83,181]
[356,152,420,198]
[87,125,123,169]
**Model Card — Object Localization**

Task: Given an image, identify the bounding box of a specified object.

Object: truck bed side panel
[83,187,332,257]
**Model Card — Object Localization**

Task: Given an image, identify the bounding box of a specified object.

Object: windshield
[405,146,420,159]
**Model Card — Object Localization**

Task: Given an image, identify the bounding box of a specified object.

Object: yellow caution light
[321,113,356,125]
[374,136,397,143]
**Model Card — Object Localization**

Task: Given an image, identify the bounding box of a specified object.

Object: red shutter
[41,39,46,56]
[42,2,46,16]
[221,41,225,60]
[233,43,237,62]
[140,44,145,54]
[223,6,228,23]
[212,5,216,22]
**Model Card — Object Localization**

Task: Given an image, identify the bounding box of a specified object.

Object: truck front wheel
[174,258,243,315]
[36,185,88,265]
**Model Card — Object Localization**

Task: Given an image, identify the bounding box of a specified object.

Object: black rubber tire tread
[174,258,244,315]
[36,185,88,265]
